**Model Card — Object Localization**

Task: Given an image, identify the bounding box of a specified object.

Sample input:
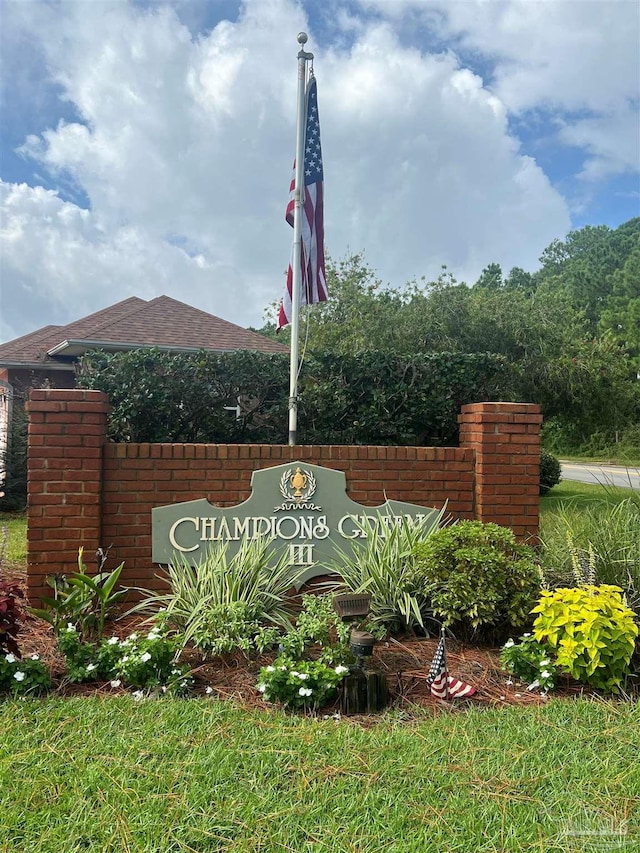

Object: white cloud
[363,0,640,180]
[0,181,226,343]
[1,0,574,343]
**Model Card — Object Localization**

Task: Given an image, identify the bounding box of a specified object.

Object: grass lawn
[1,697,638,853]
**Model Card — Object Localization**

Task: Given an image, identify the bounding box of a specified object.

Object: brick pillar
[459,402,542,540]
[26,389,110,606]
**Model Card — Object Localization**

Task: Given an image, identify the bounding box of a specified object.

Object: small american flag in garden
[427,632,476,699]
[277,74,327,331]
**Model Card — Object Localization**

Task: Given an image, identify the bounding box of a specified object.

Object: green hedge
[77,349,513,446]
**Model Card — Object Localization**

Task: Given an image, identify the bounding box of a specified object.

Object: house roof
[0,296,287,370]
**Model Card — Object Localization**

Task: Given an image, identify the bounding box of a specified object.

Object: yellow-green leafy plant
[532,584,638,692]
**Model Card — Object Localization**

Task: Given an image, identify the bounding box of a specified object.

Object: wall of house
[25,389,542,605]
[2,367,76,394]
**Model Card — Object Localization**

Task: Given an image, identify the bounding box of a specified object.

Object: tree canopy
[260,218,640,453]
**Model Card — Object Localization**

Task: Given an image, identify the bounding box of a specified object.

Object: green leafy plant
[257,656,349,710]
[500,634,557,692]
[331,511,447,634]
[532,584,638,692]
[411,521,541,637]
[31,547,127,642]
[277,594,352,665]
[132,536,307,656]
[186,601,280,657]
[0,651,50,695]
[539,450,562,495]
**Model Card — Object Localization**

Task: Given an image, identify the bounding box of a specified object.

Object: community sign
[152,461,442,585]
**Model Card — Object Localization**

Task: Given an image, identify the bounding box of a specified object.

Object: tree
[599,244,640,369]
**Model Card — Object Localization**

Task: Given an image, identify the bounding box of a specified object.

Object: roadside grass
[560,453,640,467]
[1,697,638,853]
[540,480,637,515]
[0,511,27,566]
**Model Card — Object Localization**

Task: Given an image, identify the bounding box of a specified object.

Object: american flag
[427,634,476,699]
[277,74,327,331]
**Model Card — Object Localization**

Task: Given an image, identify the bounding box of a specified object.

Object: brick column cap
[27,388,110,411]
[460,402,541,416]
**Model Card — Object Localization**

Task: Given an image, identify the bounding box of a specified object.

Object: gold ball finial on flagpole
[297,32,308,45]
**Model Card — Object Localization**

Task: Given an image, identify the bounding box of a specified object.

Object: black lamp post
[333,593,388,714]
[333,593,376,667]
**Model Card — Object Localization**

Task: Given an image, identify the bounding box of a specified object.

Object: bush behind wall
[77,349,513,446]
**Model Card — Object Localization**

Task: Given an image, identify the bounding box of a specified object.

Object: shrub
[0,397,28,512]
[331,511,447,635]
[257,656,349,710]
[77,347,511,447]
[539,450,562,495]
[411,521,541,638]
[132,536,307,656]
[532,584,638,692]
[277,594,352,665]
[183,601,280,658]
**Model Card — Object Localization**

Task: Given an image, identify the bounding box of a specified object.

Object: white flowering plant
[56,623,102,682]
[257,656,349,710]
[56,620,192,693]
[500,634,557,693]
[113,626,192,694]
[0,652,51,695]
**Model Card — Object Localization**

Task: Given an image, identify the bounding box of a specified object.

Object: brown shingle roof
[0,296,287,367]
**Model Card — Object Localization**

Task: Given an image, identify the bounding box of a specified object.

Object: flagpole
[288,32,313,446]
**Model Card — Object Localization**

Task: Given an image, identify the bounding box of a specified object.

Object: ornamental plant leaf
[532,584,638,692]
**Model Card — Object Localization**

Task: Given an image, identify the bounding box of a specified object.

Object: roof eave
[46,339,256,358]
[0,360,75,372]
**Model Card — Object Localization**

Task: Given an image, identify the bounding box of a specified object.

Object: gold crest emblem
[279,467,317,504]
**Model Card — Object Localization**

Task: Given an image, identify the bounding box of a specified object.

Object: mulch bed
[3,564,601,715]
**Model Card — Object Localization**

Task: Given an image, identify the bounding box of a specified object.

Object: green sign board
[152,461,441,585]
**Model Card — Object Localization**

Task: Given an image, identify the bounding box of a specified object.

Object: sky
[1,0,639,344]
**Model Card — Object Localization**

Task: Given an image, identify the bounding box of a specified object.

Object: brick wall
[26,390,541,605]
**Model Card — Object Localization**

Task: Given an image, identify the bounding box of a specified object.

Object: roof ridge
[147,295,271,338]
[61,297,149,339]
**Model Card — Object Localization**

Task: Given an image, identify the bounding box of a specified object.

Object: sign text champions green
[152,462,441,585]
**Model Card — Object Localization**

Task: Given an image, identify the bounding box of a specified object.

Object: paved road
[560,461,640,490]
